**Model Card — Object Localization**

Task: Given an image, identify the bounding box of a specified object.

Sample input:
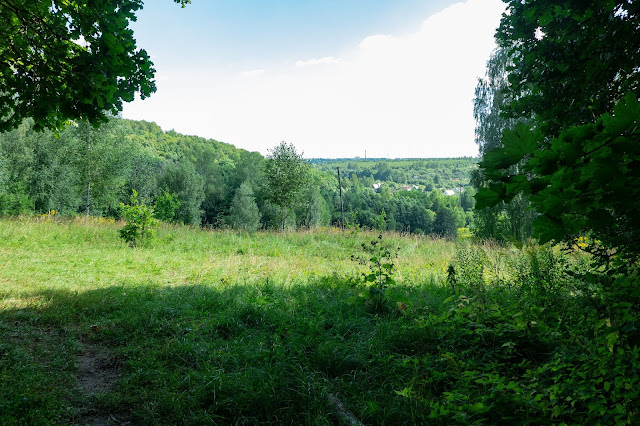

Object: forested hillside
[0,118,475,238]
[0,118,262,224]
[315,158,476,235]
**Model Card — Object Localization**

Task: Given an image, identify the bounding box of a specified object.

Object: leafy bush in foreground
[392,244,640,424]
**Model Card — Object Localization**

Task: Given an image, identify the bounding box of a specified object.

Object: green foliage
[393,194,435,234]
[0,118,136,216]
[473,48,514,156]
[72,120,134,216]
[229,181,261,232]
[372,209,387,232]
[434,207,459,240]
[119,190,158,247]
[477,1,640,257]
[160,161,205,226]
[153,190,181,223]
[1,115,476,235]
[313,157,476,192]
[454,244,488,290]
[305,188,331,228]
[497,0,640,135]
[125,152,162,202]
[0,191,32,216]
[0,119,77,214]
[264,142,311,232]
[391,244,640,424]
[0,1,189,131]
[477,4,640,396]
[478,93,640,261]
[460,187,475,211]
[121,118,265,227]
[472,47,535,242]
[352,234,398,314]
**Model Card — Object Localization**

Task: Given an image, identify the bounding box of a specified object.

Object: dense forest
[0,117,477,237]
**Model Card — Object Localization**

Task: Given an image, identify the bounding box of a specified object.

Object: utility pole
[337,167,345,231]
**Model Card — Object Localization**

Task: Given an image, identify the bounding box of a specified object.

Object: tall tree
[264,142,310,232]
[477,0,640,261]
[0,0,189,131]
[0,139,6,193]
[306,189,331,228]
[0,118,80,214]
[472,47,535,243]
[124,152,162,202]
[70,119,133,216]
[434,207,458,240]
[160,160,205,226]
[28,125,78,213]
[229,181,261,232]
[0,119,34,213]
[473,48,514,156]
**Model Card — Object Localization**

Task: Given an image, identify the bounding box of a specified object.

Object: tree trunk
[85,127,91,217]
[281,205,286,233]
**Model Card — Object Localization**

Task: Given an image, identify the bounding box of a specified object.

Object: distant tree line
[0,118,475,238]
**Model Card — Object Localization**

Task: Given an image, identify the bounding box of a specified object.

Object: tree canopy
[496,0,640,134]
[472,47,535,243]
[264,142,310,232]
[476,0,640,261]
[0,0,189,131]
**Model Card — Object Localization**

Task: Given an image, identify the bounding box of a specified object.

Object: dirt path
[76,344,129,425]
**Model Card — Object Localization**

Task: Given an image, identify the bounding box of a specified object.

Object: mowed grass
[0,218,456,424]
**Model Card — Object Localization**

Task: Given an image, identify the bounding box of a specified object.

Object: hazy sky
[122,0,506,158]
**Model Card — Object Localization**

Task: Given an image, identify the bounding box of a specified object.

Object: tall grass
[0,218,453,297]
[0,218,637,425]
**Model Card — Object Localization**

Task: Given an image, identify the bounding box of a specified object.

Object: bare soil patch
[77,346,120,395]
[76,344,130,425]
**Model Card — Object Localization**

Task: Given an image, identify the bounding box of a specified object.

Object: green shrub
[154,190,181,223]
[0,192,32,216]
[119,190,158,247]
[352,234,398,314]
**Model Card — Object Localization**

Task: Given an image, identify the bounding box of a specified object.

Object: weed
[352,234,398,314]
[446,263,456,293]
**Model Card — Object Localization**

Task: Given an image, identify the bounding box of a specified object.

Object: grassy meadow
[1,218,638,425]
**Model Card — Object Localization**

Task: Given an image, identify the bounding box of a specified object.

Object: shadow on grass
[0,276,447,425]
[4,274,635,425]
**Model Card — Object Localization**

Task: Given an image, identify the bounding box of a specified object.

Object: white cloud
[240,69,265,78]
[123,0,505,158]
[295,56,341,67]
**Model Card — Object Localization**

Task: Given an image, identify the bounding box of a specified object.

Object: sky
[121,0,506,159]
